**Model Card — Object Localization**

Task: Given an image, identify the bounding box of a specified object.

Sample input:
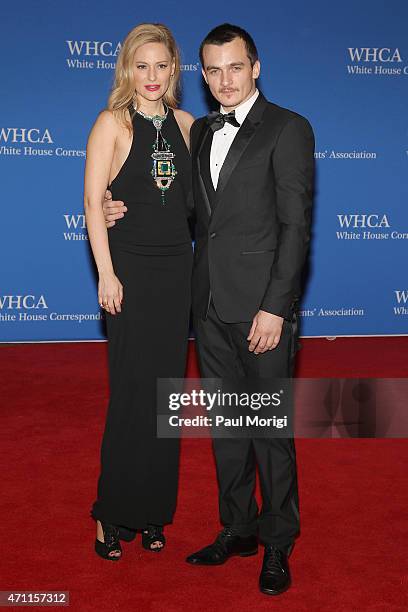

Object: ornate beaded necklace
[135,103,177,204]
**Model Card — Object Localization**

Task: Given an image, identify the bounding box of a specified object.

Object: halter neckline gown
[91,107,192,529]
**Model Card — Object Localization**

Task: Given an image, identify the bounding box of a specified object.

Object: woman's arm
[84,110,123,314]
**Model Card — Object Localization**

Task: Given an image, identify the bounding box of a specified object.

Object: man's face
[201,37,260,110]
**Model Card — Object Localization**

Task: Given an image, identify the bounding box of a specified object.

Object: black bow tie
[207,110,241,132]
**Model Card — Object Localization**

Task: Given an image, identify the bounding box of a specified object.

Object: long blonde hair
[108,23,181,132]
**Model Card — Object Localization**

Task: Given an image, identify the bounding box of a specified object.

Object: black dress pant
[194,299,300,552]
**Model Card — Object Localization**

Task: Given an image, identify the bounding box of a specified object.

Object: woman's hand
[98,271,123,315]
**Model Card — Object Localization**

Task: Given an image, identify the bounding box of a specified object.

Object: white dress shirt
[210,88,259,189]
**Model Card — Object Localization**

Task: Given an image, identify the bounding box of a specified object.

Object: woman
[84,23,194,560]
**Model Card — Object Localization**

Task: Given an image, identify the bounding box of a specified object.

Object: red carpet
[1,338,407,611]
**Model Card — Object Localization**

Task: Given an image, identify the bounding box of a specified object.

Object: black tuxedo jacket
[190,92,315,323]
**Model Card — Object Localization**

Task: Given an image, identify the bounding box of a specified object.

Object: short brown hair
[199,23,259,67]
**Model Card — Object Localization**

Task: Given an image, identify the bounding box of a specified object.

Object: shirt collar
[220,88,259,125]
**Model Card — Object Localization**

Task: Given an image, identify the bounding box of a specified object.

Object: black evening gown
[91,107,193,529]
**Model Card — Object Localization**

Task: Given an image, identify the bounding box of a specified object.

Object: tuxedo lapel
[199,129,216,206]
[195,121,213,217]
[214,93,268,212]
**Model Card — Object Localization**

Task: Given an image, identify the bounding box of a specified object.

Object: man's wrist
[259,306,286,320]
[259,309,283,318]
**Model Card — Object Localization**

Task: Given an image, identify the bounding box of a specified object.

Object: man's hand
[103,190,127,228]
[247,310,284,354]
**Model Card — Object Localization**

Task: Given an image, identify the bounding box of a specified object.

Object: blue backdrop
[1,0,407,341]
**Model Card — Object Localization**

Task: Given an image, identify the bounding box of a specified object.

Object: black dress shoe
[118,526,137,542]
[259,545,291,595]
[186,527,258,565]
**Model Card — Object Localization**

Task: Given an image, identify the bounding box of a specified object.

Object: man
[103,24,314,596]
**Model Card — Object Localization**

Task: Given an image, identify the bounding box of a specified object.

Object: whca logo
[0,128,53,144]
[347,48,402,62]
[66,41,121,56]
[0,295,48,310]
[63,214,88,241]
[394,290,408,304]
[337,214,390,228]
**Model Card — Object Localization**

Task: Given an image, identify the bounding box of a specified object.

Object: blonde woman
[84,23,194,561]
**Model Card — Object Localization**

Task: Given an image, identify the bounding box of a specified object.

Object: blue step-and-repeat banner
[1,0,407,341]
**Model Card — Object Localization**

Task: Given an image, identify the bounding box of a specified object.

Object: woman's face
[133,42,175,106]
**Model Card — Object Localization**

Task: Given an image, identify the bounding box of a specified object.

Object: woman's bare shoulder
[173,108,195,130]
[93,109,120,132]
[89,110,132,148]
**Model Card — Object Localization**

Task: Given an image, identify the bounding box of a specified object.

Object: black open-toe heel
[95,522,122,561]
[142,525,166,552]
